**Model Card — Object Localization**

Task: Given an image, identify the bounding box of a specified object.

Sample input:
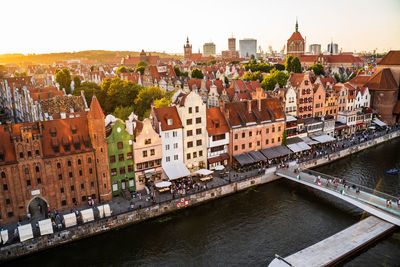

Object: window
[111,168,117,176]
[196,117,201,124]
[257,141,260,146]
[28,151,32,158]
[120,167,126,174]
[69,172,73,178]
[78,159,81,165]
[25,168,29,174]
[272,138,275,143]
[278,126,281,132]
[242,144,245,149]
[266,128,269,134]
[89,168,93,174]
[1,172,5,179]
[165,132,170,138]
[60,187,64,193]
[57,163,61,168]
[79,170,83,176]
[82,196,87,202]
[187,141,193,148]
[35,166,40,173]
[187,119,193,125]
[195,106,199,113]
[7,212,14,218]
[249,143,252,148]
[37,178,41,184]
[174,155,178,160]
[68,160,71,166]
[143,150,148,157]
[27,180,31,186]
[189,107,192,113]
[235,134,238,139]
[128,165,133,172]
[234,145,238,151]
[165,144,170,150]
[187,153,191,160]
[173,143,178,149]
[199,150,203,157]
[166,156,170,162]
[196,128,202,135]
[5,198,10,205]
[71,185,75,191]
[91,181,95,188]
[242,132,245,138]
[119,154,124,161]
[59,174,62,180]
[193,152,197,158]
[3,184,8,191]
[196,140,202,146]
[272,127,275,133]
[249,131,252,137]
[81,183,84,189]
[145,139,151,145]
[187,130,193,136]
[266,139,269,145]
[117,142,123,149]
[20,152,24,159]
[278,137,281,142]
[150,149,155,156]
[35,150,40,156]
[88,157,92,163]
[62,200,67,206]
[173,131,177,137]
[127,152,132,159]
[110,155,116,163]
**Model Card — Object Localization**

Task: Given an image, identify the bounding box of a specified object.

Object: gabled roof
[288,32,304,41]
[206,107,229,135]
[154,106,183,131]
[188,79,202,91]
[378,51,400,65]
[206,80,224,95]
[289,73,304,87]
[87,96,105,119]
[364,68,398,91]
[348,75,371,88]
[319,77,335,88]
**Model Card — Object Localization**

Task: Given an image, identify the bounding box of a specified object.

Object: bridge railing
[301,169,399,205]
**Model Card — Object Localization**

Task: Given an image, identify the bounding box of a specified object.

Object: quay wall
[1,130,400,262]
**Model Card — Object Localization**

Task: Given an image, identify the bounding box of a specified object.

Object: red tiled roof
[0,126,17,165]
[154,106,183,131]
[364,68,398,91]
[289,73,304,87]
[237,92,251,101]
[378,51,400,65]
[348,75,371,87]
[288,32,304,41]
[206,80,224,95]
[188,79,202,91]
[87,96,105,119]
[206,107,229,136]
[319,77,335,88]
[245,80,261,91]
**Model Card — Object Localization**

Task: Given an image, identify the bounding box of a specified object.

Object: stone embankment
[1,130,399,262]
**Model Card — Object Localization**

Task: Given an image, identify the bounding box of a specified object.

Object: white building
[337,110,357,134]
[355,87,371,109]
[239,38,257,58]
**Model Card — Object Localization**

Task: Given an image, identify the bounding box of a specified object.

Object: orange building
[313,83,326,117]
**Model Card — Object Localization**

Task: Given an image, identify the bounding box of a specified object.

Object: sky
[1,0,400,55]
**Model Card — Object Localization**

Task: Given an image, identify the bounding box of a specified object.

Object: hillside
[0,50,182,65]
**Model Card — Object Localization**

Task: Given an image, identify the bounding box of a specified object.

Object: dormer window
[167,119,173,125]
[145,139,152,145]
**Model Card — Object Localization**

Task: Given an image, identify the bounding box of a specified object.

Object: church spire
[295,17,298,33]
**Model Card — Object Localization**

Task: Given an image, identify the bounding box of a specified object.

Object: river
[5,138,400,267]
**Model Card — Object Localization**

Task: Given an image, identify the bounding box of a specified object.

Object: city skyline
[1,0,400,55]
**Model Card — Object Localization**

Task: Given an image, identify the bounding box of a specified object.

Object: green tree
[154,96,172,108]
[135,86,166,119]
[292,57,302,73]
[207,59,216,65]
[116,65,134,75]
[261,69,289,90]
[191,68,204,79]
[224,76,229,84]
[55,68,72,94]
[73,75,81,88]
[137,61,147,68]
[273,63,285,71]
[173,65,181,76]
[282,130,287,146]
[72,81,102,106]
[113,106,134,120]
[135,66,145,75]
[13,72,27,77]
[285,55,294,72]
[243,71,263,82]
[307,64,324,76]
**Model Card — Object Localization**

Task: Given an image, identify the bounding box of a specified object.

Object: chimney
[258,98,262,111]
[247,100,252,113]
[60,112,66,119]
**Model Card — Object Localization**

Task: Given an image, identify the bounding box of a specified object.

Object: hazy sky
[2,0,399,55]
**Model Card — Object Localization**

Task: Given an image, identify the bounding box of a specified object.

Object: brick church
[287,19,305,57]
[0,96,112,224]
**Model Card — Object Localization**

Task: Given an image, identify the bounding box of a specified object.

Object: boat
[386,169,399,174]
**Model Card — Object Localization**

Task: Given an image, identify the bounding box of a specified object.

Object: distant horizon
[1,0,399,55]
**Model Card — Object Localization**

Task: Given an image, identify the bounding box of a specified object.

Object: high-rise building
[309,44,321,55]
[239,38,257,58]
[184,37,192,59]
[228,37,236,52]
[203,42,216,57]
[287,18,305,57]
[327,42,339,55]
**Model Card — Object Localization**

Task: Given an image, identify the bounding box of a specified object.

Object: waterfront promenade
[1,126,400,262]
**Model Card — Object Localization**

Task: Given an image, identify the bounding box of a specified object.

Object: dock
[269,216,396,267]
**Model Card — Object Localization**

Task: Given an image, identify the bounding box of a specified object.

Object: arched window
[57,163,61,169]
[25,168,29,174]
[88,157,92,163]
[1,172,5,178]
[68,160,71,167]
[35,166,40,173]
[78,159,81,165]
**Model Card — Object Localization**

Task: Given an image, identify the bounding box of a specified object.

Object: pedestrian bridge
[276,169,400,226]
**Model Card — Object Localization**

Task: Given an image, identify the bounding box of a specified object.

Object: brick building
[0,96,111,224]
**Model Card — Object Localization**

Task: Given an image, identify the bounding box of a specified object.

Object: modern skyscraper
[309,44,321,55]
[239,38,257,58]
[203,42,216,57]
[327,42,339,55]
[228,37,236,52]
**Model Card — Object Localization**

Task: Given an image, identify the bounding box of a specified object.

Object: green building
[106,119,136,196]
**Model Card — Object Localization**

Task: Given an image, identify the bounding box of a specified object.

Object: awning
[286,115,297,122]
[208,153,229,164]
[155,181,172,188]
[195,169,213,176]
[356,122,364,126]
[248,150,267,162]
[81,208,94,223]
[163,162,190,180]
[286,136,304,145]
[18,224,33,242]
[103,204,112,217]
[38,219,53,235]
[1,230,8,244]
[287,142,311,153]
[144,168,156,174]
[261,146,291,159]
[214,165,225,171]
[63,213,77,227]
[373,118,386,127]
[311,134,335,144]
[301,136,319,145]
[97,205,104,218]
[233,153,254,165]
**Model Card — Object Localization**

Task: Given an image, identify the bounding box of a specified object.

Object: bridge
[276,168,400,226]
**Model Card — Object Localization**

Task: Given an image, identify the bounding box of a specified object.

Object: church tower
[87,96,112,202]
[287,18,305,57]
[184,37,192,60]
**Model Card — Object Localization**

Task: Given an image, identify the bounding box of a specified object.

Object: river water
[5,139,400,267]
